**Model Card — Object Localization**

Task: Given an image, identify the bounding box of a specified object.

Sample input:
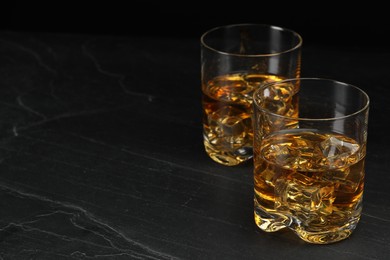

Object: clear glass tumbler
[252,78,370,244]
[201,24,302,166]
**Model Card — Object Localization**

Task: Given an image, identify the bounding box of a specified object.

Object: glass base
[254,202,360,244]
[254,205,291,232]
[204,140,252,166]
[293,224,356,244]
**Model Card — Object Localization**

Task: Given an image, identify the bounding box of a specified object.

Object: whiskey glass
[252,78,370,244]
[201,24,302,166]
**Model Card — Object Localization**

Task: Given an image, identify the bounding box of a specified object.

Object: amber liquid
[202,73,284,166]
[254,129,365,244]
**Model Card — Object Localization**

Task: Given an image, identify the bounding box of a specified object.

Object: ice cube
[320,136,360,168]
[208,75,252,105]
[263,83,296,101]
[320,136,359,157]
[336,159,365,193]
[275,172,335,222]
[262,136,320,171]
[208,106,250,148]
[255,160,287,187]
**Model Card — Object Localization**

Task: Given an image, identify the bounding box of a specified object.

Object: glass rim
[253,77,370,121]
[200,23,303,57]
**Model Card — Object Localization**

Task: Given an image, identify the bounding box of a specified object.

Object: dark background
[1,3,388,48]
[1,3,390,259]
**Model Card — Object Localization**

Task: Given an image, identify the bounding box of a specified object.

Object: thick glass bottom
[254,202,360,244]
[204,140,252,166]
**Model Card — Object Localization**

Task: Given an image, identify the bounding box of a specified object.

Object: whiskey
[202,73,285,166]
[254,129,365,244]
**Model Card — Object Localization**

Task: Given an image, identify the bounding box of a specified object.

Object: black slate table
[0,30,389,259]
